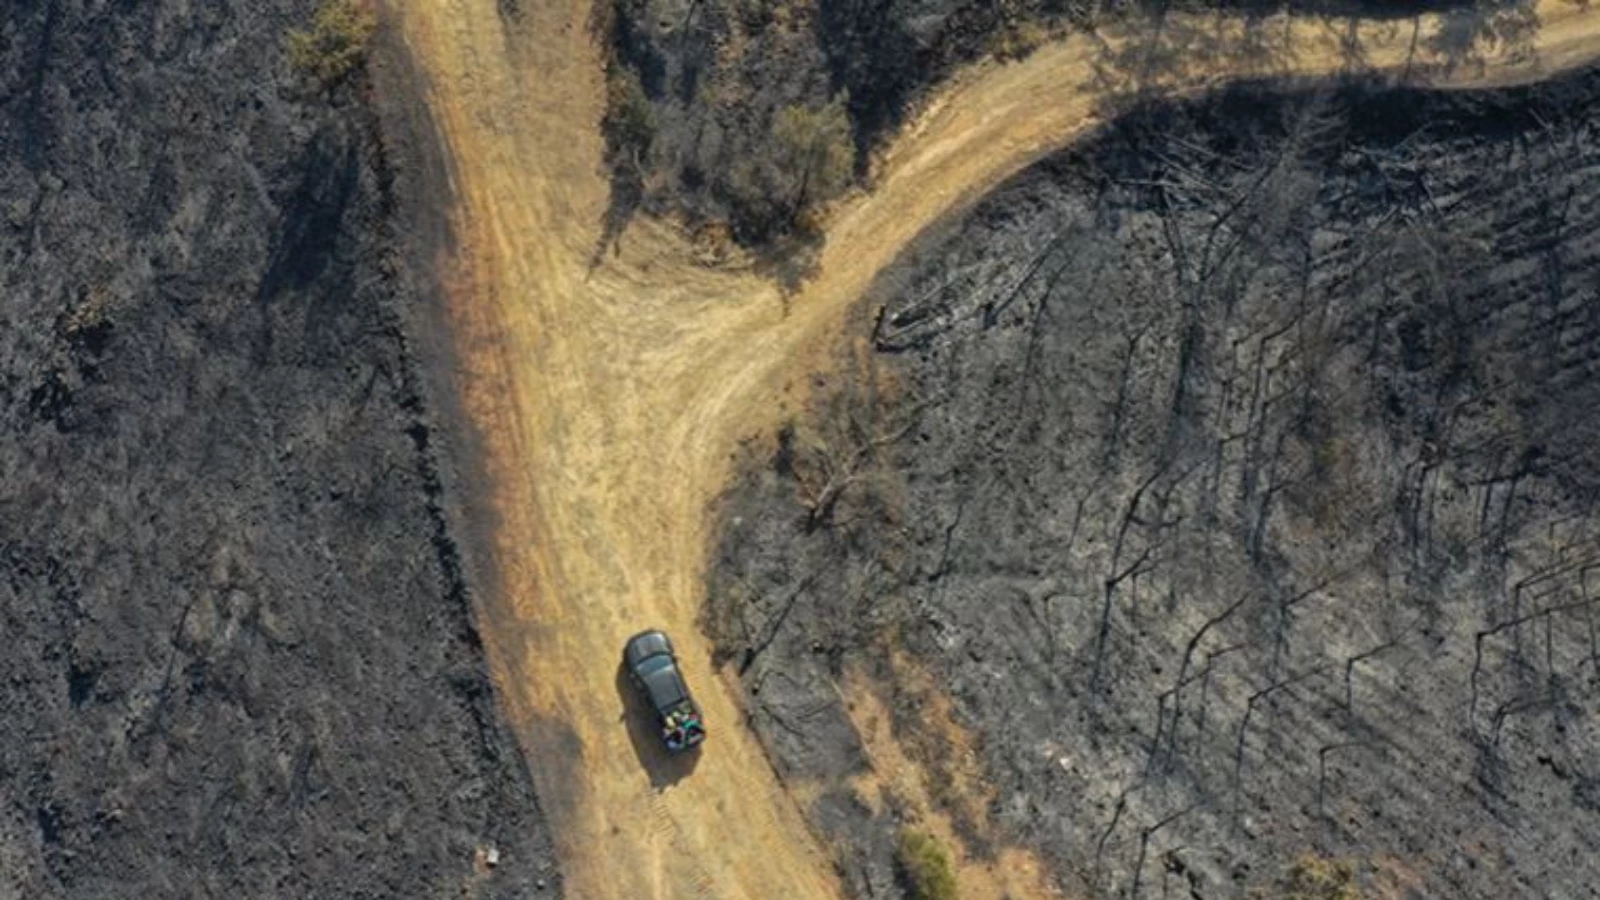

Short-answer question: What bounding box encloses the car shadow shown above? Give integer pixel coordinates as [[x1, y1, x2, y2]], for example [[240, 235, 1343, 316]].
[[616, 661, 701, 789]]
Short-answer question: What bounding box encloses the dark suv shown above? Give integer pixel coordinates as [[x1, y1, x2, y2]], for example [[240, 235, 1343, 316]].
[[623, 629, 705, 753]]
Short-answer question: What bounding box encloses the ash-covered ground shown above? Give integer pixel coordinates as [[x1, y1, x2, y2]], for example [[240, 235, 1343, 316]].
[[0, 3, 558, 897], [710, 69, 1600, 899]]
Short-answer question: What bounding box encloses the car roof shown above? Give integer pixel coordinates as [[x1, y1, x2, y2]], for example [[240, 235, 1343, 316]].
[[637, 655, 688, 711], [624, 629, 673, 669]]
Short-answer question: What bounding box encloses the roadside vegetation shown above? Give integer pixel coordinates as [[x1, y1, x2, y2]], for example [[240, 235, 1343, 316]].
[[594, 0, 1544, 265], [764, 97, 856, 236], [593, 0, 1065, 253], [896, 830, 958, 900], [287, 0, 378, 87]]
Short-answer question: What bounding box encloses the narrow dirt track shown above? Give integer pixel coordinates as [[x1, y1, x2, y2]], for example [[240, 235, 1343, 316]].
[[388, 2, 1600, 897]]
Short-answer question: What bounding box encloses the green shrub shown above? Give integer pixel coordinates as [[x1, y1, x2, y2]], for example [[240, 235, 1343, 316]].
[[287, 0, 378, 87], [897, 830, 958, 900]]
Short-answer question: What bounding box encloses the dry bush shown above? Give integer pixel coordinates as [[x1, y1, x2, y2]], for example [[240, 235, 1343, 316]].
[[691, 220, 735, 266], [603, 65, 655, 171], [785, 382, 919, 532], [716, 93, 857, 247], [1249, 853, 1360, 900], [988, 19, 1052, 61], [771, 96, 856, 216]]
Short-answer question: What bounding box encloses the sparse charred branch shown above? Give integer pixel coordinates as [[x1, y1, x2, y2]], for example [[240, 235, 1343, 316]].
[[1510, 552, 1600, 630], [1267, 569, 1348, 681], [1092, 542, 1161, 693], [930, 497, 967, 585], [1144, 691, 1170, 779], [982, 232, 1068, 329], [1093, 783, 1137, 884], [1583, 567, 1600, 677], [739, 574, 819, 676], [1015, 257, 1079, 419], [1130, 805, 1194, 899], [1113, 465, 1170, 570], [1232, 664, 1332, 827], [1343, 639, 1399, 714], [1102, 318, 1157, 468], [1091, 465, 1172, 690], [794, 398, 929, 530], [1162, 593, 1249, 770], [1196, 642, 1248, 749], [1317, 740, 1381, 824], [1470, 591, 1600, 729], [1491, 691, 1556, 749]]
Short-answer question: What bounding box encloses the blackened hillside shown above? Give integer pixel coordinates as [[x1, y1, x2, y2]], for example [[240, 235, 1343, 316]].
[[711, 69, 1600, 899], [0, 3, 558, 896]]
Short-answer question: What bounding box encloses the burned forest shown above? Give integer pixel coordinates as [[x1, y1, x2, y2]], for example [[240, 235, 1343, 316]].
[[709, 70, 1600, 898], [0, 3, 557, 896], [8, 0, 1600, 898]]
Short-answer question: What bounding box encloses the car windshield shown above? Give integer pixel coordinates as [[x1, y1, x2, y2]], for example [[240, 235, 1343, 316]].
[[626, 632, 671, 668], [636, 655, 686, 710]]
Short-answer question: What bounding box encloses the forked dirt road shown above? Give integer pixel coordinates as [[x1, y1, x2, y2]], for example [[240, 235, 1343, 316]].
[[388, 2, 1600, 897]]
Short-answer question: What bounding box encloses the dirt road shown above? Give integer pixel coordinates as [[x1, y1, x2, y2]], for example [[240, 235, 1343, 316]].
[[388, 1, 1600, 897]]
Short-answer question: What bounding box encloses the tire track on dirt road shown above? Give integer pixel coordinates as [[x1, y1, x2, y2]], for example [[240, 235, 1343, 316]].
[[386, 1, 1600, 897]]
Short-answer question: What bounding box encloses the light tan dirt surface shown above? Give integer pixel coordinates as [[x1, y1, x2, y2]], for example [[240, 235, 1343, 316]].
[[388, 1, 1600, 897]]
